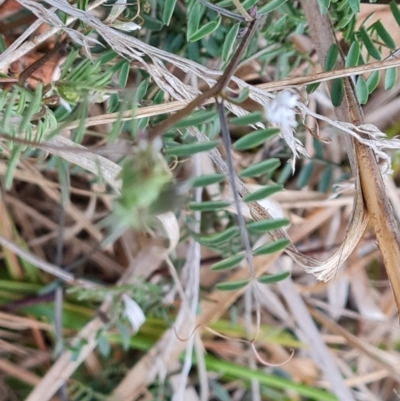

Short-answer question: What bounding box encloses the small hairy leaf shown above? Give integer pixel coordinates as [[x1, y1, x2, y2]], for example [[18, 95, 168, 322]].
[[234, 128, 280, 150], [243, 184, 283, 202], [216, 279, 249, 291], [356, 76, 368, 104], [222, 23, 240, 62], [118, 60, 130, 88], [258, 0, 288, 14], [345, 41, 360, 68], [189, 18, 221, 42], [135, 79, 149, 101], [211, 254, 245, 271], [239, 159, 280, 178], [163, 0, 177, 26], [165, 140, 219, 156], [187, 2, 201, 40], [229, 111, 264, 126], [253, 239, 290, 256], [246, 218, 290, 233], [190, 173, 225, 187], [189, 200, 231, 211], [258, 271, 291, 284], [384, 67, 397, 90], [324, 44, 338, 71]]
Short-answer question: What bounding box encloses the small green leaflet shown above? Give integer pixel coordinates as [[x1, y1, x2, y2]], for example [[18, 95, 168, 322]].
[[390, 0, 400, 27], [211, 254, 245, 271], [174, 110, 216, 128], [324, 44, 338, 71], [199, 226, 239, 245], [253, 239, 290, 256], [163, 0, 177, 26], [373, 20, 396, 49], [296, 162, 314, 189], [239, 158, 280, 178], [258, 271, 291, 284], [216, 279, 249, 291], [234, 128, 280, 151], [243, 184, 283, 203], [317, 0, 330, 14], [230, 111, 264, 126], [189, 200, 231, 211], [359, 27, 381, 60], [189, 18, 221, 42], [345, 41, 360, 68], [190, 173, 225, 187], [222, 23, 240, 63], [384, 67, 397, 90], [165, 140, 219, 157], [258, 0, 288, 15], [330, 78, 344, 107], [366, 71, 380, 93], [246, 218, 290, 233], [356, 76, 368, 105]]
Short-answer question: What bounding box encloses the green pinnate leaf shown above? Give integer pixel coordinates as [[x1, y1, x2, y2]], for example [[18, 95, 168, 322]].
[[347, 0, 359, 14]]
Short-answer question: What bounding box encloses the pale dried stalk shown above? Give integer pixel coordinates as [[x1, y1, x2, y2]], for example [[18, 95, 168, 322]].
[[300, 0, 400, 313]]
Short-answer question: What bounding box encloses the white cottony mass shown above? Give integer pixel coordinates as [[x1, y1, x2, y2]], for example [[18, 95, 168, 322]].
[[264, 90, 308, 171]]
